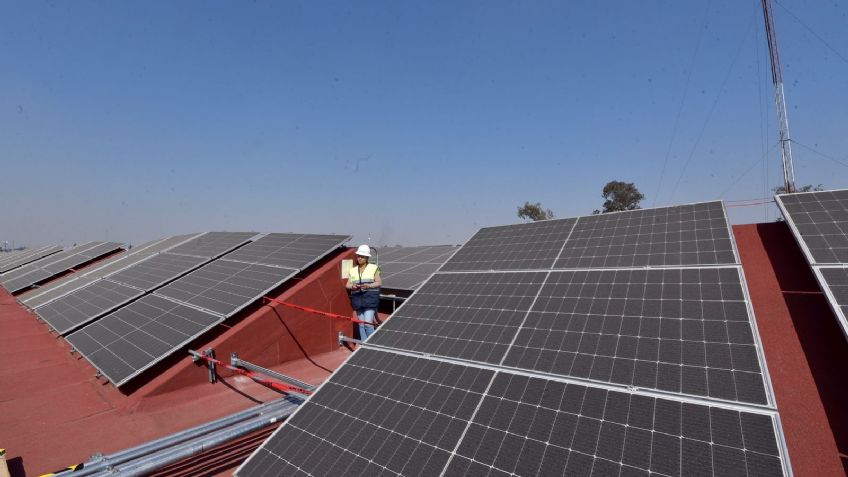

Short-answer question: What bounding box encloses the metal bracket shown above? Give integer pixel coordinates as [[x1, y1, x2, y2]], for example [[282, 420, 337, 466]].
[[204, 348, 217, 384], [230, 352, 315, 392], [338, 333, 363, 346]]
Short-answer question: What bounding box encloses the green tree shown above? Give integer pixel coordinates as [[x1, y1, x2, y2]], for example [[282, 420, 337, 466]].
[[595, 181, 644, 214], [772, 184, 824, 194], [517, 201, 554, 221]]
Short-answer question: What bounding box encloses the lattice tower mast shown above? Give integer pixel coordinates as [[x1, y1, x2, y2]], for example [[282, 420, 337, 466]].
[[761, 0, 796, 192]]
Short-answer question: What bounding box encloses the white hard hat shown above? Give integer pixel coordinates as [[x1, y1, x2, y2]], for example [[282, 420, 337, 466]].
[[355, 244, 371, 257]]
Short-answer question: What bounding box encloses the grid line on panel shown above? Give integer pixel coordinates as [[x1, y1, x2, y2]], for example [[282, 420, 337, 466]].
[[107, 253, 207, 291], [36, 280, 144, 334], [221, 233, 348, 269], [165, 232, 256, 258]]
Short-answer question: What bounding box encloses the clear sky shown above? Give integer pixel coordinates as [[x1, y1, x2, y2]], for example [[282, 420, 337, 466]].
[[2, 0, 846, 249]]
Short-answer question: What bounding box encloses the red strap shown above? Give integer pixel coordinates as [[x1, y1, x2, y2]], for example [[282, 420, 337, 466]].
[[263, 296, 377, 326], [193, 353, 313, 396]]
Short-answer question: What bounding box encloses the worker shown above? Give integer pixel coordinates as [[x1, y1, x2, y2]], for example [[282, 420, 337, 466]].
[[346, 244, 381, 340]]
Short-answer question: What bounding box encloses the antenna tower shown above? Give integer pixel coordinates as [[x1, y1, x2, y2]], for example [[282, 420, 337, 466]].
[[761, 0, 796, 192]]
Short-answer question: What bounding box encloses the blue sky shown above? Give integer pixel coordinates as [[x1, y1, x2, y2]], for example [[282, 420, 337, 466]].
[[1, 0, 846, 248]]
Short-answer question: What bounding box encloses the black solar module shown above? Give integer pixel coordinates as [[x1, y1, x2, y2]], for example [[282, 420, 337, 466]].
[[221, 233, 348, 269], [2, 269, 54, 293], [440, 218, 578, 271], [107, 253, 207, 291], [555, 201, 737, 268], [165, 231, 257, 258], [237, 349, 786, 477], [66, 294, 221, 386], [776, 189, 848, 264], [153, 259, 298, 316], [36, 280, 144, 334], [0, 245, 62, 273], [240, 201, 790, 476], [777, 189, 848, 338]]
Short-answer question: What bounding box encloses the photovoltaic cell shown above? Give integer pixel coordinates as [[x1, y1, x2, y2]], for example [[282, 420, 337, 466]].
[[440, 219, 577, 271], [237, 349, 786, 477], [40, 242, 122, 274], [65, 294, 221, 386], [379, 245, 460, 264], [555, 201, 737, 268], [815, 267, 848, 338], [221, 233, 348, 269], [36, 280, 144, 334], [166, 231, 256, 258], [0, 245, 62, 273], [154, 259, 298, 316], [502, 267, 767, 405], [776, 189, 848, 264], [369, 272, 548, 364], [107, 253, 207, 291], [2, 269, 54, 293]]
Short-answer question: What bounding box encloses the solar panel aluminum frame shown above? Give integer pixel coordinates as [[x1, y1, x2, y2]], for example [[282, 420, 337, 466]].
[[812, 266, 848, 341], [66, 295, 226, 387], [236, 346, 794, 477]]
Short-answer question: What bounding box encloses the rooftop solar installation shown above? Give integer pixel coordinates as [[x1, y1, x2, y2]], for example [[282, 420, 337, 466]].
[[0, 242, 123, 293], [107, 253, 207, 291], [240, 201, 790, 476], [377, 245, 460, 290], [777, 189, 848, 339], [0, 245, 62, 273], [20, 234, 202, 309], [153, 259, 298, 316], [165, 231, 257, 258], [36, 280, 145, 334], [222, 233, 349, 269], [238, 348, 788, 477], [66, 294, 221, 386]]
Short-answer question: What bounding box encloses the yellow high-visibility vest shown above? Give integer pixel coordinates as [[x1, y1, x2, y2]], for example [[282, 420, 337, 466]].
[[349, 263, 379, 285]]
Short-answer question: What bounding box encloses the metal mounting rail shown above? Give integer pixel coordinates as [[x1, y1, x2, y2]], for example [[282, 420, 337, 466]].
[[230, 352, 317, 392]]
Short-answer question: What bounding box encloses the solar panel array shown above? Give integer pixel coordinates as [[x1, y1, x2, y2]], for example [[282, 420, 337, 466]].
[[777, 189, 848, 338], [378, 245, 460, 290], [0, 242, 122, 293], [66, 232, 349, 386], [33, 233, 241, 335], [239, 202, 790, 476], [0, 245, 62, 273], [20, 234, 202, 309]]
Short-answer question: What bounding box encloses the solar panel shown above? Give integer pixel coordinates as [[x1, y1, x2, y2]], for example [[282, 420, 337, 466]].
[[440, 219, 577, 271], [65, 294, 221, 386], [0, 242, 123, 293], [36, 280, 144, 334], [378, 245, 460, 290], [776, 189, 848, 264], [555, 201, 737, 268], [40, 242, 122, 274], [2, 269, 54, 293], [154, 259, 298, 316], [0, 245, 62, 273], [222, 233, 348, 269], [166, 231, 256, 258], [107, 253, 207, 291], [20, 234, 202, 309], [502, 267, 768, 405], [776, 189, 848, 339], [237, 348, 787, 477]]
